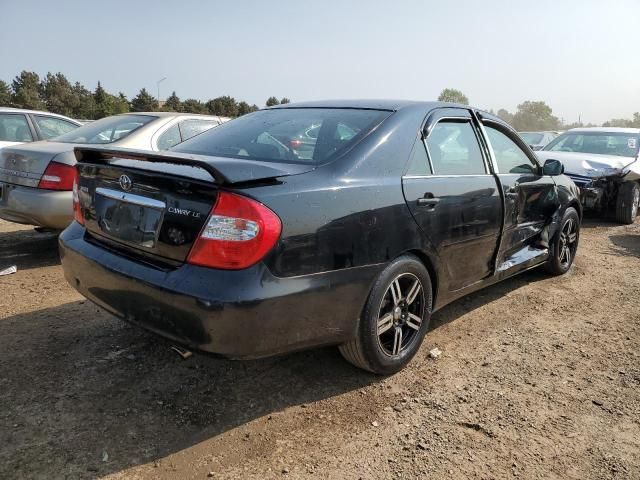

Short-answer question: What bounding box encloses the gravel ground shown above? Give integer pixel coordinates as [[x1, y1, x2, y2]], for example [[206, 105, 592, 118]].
[[0, 216, 638, 480]]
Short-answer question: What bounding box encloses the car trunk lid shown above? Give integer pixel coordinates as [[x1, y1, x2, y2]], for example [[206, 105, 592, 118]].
[[76, 147, 310, 265], [0, 141, 72, 187]]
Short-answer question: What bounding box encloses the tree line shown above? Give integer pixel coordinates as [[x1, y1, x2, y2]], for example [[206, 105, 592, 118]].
[[0, 70, 291, 120], [1, 73, 637, 130], [437, 88, 640, 131]]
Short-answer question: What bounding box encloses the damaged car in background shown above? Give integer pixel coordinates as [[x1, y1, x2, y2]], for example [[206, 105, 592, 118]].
[[537, 127, 640, 224]]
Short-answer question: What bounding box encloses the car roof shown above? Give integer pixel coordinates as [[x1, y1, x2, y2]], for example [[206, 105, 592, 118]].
[[122, 111, 221, 119], [566, 127, 640, 134], [271, 99, 455, 111], [0, 106, 80, 123]]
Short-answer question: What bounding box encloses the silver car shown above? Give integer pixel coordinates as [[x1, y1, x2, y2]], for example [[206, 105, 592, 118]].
[[0, 112, 226, 229], [0, 107, 81, 150]]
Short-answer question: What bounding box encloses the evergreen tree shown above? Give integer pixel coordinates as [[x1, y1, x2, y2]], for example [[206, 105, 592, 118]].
[[181, 98, 206, 114], [164, 91, 182, 112], [265, 96, 280, 107], [12, 71, 44, 109], [0, 80, 11, 106], [280, 97, 291, 104], [130, 88, 159, 112], [206, 96, 238, 117]]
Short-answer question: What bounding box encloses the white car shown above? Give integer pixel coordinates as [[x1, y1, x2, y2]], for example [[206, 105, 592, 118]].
[[0, 112, 227, 229], [0, 107, 81, 149], [537, 127, 640, 224]]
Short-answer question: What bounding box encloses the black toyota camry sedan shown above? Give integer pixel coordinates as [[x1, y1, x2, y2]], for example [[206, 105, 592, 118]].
[[59, 100, 581, 374]]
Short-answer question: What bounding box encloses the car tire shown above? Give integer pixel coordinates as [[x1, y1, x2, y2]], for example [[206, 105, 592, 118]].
[[544, 207, 580, 275], [339, 254, 433, 375], [615, 181, 640, 225]]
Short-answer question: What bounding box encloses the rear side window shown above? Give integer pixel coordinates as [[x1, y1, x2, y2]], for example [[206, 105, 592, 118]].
[[485, 126, 537, 174], [405, 138, 431, 175], [157, 123, 181, 150], [179, 119, 219, 142], [0, 114, 33, 142], [172, 108, 391, 165], [34, 115, 78, 139], [426, 121, 485, 175]]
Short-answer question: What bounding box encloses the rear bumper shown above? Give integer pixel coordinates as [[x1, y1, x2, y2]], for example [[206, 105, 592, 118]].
[[59, 222, 382, 358], [0, 182, 72, 229]]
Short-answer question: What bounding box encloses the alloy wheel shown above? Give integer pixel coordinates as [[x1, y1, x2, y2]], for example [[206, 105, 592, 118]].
[[632, 186, 639, 218], [558, 217, 578, 268], [376, 273, 425, 357]]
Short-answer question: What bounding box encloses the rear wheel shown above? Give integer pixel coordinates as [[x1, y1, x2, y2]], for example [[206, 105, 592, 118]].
[[615, 181, 639, 224], [545, 207, 580, 275], [339, 255, 432, 375]]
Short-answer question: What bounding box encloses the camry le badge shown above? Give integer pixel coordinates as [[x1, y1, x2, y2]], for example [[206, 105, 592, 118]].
[[119, 174, 133, 191]]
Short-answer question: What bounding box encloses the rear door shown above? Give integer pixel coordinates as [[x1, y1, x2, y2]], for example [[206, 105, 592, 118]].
[[402, 108, 503, 292], [478, 118, 559, 272]]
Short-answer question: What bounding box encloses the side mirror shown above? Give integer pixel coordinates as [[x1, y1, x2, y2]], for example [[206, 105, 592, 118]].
[[543, 158, 564, 176]]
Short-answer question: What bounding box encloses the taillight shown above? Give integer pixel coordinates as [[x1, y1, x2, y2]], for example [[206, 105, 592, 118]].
[[187, 191, 281, 270], [38, 162, 76, 190], [72, 168, 84, 225]]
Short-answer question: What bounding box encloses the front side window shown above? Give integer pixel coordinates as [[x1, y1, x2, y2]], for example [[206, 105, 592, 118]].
[[172, 108, 391, 165], [34, 115, 78, 139], [485, 126, 537, 174], [544, 131, 639, 158], [0, 114, 32, 142], [52, 115, 155, 144], [178, 119, 219, 142], [425, 121, 485, 175]]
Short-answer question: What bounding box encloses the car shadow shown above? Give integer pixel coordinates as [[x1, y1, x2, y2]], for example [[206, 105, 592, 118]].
[[0, 264, 553, 479], [0, 301, 379, 479], [0, 228, 60, 271], [609, 233, 640, 258], [429, 267, 549, 331]]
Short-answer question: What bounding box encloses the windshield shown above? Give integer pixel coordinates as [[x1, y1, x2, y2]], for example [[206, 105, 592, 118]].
[[52, 115, 156, 144], [172, 108, 391, 164], [544, 131, 639, 158], [520, 132, 544, 144]]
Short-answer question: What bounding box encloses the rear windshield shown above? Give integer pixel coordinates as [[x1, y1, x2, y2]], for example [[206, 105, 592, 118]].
[[52, 115, 156, 144], [520, 132, 544, 144], [544, 131, 639, 157], [171, 108, 391, 164]]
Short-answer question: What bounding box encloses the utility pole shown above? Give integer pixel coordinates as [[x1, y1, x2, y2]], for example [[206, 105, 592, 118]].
[[156, 77, 167, 104]]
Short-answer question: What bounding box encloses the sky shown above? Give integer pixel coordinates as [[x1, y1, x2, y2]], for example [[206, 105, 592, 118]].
[[1, 0, 638, 124]]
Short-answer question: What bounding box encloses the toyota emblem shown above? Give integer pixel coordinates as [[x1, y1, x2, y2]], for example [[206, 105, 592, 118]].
[[119, 174, 133, 191]]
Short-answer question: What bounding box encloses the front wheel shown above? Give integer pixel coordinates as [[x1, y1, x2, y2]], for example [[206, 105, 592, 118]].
[[545, 207, 580, 275], [339, 254, 432, 375], [615, 181, 639, 224]]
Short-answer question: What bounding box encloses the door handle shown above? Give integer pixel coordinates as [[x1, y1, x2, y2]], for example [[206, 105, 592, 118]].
[[417, 195, 440, 208]]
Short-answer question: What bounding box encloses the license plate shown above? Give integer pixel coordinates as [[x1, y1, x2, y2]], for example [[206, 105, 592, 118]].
[[95, 188, 164, 248]]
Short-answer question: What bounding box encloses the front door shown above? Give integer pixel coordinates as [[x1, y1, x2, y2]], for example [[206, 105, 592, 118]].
[[479, 120, 560, 272], [402, 108, 503, 292]]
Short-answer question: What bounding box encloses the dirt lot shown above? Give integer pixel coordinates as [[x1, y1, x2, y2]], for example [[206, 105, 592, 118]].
[[0, 217, 639, 480]]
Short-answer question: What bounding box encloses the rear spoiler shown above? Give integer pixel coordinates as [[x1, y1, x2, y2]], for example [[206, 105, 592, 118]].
[[74, 146, 231, 184]]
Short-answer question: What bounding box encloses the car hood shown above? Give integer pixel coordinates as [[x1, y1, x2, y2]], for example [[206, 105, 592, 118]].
[[536, 150, 640, 180]]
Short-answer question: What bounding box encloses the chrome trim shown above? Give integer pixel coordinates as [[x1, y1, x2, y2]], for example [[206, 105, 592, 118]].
[[95, 187, 165, 209], [402, 174, 494, 179]]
